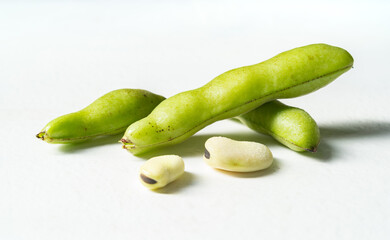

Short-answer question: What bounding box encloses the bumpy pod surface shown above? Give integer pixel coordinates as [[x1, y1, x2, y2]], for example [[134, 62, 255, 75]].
[[204, 137, 273, 172], [236, 100, 320, 152], [122, 44, 353, 155], [36, 89, 165, 143]]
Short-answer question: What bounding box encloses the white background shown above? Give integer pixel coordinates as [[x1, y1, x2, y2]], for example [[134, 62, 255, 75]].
[[1, 0, 389, 239]]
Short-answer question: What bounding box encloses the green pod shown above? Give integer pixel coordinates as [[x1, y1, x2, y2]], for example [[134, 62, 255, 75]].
[[235, 100, 320, 152], [36, 89, 165, 143], [121, 44, 353, 155]]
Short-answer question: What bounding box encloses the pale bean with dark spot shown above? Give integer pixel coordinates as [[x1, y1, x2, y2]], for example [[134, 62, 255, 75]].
[[139, 155, 185, 190], [204, 137, 273, 172]]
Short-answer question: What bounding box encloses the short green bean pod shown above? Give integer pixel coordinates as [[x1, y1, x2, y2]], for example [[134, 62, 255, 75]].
[[36, 89, 165, 143], [236, 100, 320, 152]]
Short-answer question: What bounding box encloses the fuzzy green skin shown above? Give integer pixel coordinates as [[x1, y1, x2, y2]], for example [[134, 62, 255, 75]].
[[236, 100, 320, 152], [36, 89, 165, 143], [122, 44, 353, 155]]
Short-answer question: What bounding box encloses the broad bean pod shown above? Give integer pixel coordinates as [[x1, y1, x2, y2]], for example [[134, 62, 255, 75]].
[[235, 100, 320, 152], [122, 44, 353, 155], [36, 89, 165, 143]]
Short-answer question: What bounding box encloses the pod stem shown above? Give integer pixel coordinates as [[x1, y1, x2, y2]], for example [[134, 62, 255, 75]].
[[120, 138, 132, 144], [36, 132, 45, 140], [120, 138, 135, 150]]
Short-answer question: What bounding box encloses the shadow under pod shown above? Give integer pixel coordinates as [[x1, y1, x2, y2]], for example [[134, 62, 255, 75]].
[[59, 133, 123, 153], [319, 121, 390, 139], [57, 120, 390, 163], [136, 132, 277, 159], [300, 120, 390, 162]]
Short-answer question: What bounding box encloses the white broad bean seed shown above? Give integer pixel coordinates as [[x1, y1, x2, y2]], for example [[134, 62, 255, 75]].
[[139, 155, 185, 190], [204, 136, 273, 172]]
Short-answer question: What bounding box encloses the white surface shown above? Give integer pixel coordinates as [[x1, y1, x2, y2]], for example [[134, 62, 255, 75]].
[[1, 1, 390, 239]]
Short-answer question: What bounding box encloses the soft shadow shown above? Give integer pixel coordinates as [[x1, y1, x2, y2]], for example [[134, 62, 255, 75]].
[[137, 132, 277, 159], [57, 121, 390, 162], [215, 159, 280, 178], [299, 140, 333, 162], [154, 172, 196, 194], [59, 133, 123, 153], [301, 121, 390, 161], [320, 121, 390, 139]]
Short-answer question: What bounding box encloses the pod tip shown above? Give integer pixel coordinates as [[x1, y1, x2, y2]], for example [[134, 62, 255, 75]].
[[36, 132, 45, 140], [306, 146, 318, 153]]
